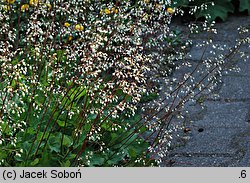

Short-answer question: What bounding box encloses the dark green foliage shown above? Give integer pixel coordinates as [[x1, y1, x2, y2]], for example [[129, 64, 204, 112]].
[[239, 0, 250, 12], [173, 0, 250, 21], [140, 92, 158, 103]]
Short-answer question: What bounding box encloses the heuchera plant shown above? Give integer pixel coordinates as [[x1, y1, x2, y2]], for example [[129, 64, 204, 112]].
[[0, 0, 249, 167], [0, 0, 176, 166]]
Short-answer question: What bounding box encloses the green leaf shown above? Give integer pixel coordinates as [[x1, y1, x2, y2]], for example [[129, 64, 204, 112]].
[[30, 158, 39, 166], [125, 95, 132, 102], [128, 148, 137, 158], [87, 113, 97, 120], [89, 154, 105, 166], [60, 160, 71, 167], [75, 87, 87, 100], [125, 114, 141, 123], [14, 155, 24, 162], [66, 153, 77, 160], [57, 120, 65, 127], [140, 92, 158, 103], [62, 135, 73, 147], [111, 132, 118, 140], [107, 153, 125, 166], [39, 151, 51, 166], [26, 127, 36, 135], [48, 136, 60, 153], [195, 2, 234, 21], [84, 123, 92, 131], [239, 0, 250, 12], [138, 126, 148, 133], [37, 132, 49, 141], [101, 123, 112, 132], [22, 141, 31, 153]]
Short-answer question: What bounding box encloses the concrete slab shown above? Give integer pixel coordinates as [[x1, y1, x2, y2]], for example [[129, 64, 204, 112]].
[[187, 39, 234, 61], [219, 76, 250, 99], [237, 150, 250, 166], [171, 127, 246, 154], [231, 132, 250, 166], [194, 101, 249, 128], [164, 155, 235, 167], [161, 16, 250, 167], [224, 60, 250, 77]]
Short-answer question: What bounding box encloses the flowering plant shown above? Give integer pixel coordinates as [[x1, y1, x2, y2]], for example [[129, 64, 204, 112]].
[[0, 0, 177, 166], [0, 0, 249, 167]]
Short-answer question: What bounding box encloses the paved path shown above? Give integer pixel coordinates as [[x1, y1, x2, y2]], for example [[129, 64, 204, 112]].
[[163, 16, 250, 167]]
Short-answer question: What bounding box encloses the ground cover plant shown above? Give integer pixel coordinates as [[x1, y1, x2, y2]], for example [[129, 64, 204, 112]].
[[0, 0, 249, 167]]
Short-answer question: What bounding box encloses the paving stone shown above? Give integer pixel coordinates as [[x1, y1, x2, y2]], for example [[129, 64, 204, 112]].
[[187, 40, 232, 61], [245, 110, 250, 122], [236, 60, 250, 76], [231, 132, 250, 166], [224, 60, 250, 77], [164, 155, 234, 167], [237, 150, 250, 166], [184, 17, 250, 65], [189, 16, 250, 42], [162, 16, 250, 167], [171, 127, 246, 154], [219, 76, 250, 99], [194, 101, 249, 128]]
